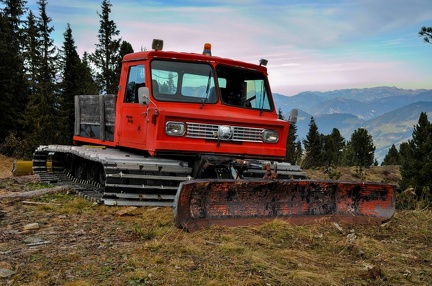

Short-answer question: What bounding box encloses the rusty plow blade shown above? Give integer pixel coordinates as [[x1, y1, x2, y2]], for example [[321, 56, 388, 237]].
[[173, 179, 396, 232]]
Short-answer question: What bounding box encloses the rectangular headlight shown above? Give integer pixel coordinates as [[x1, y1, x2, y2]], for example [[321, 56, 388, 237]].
[[165, 121, 186, 136], [262, 130, 279, 143]]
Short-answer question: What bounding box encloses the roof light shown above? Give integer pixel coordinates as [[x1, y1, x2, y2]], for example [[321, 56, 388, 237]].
[[202, 43, 212, 56], [152, 39, 163, 51], [259, 59, 268, 66]]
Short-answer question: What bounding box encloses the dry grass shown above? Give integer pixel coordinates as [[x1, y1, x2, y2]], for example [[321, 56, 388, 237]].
[[0, 154, 14, 179], [306, 165, 401, 185], [0, 158, 431, 285], [0, 195, 431, 285]]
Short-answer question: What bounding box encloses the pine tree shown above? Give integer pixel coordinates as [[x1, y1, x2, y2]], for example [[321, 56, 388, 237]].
[[22, 0, 60, 156], [23, 10, 39, 95], [302, 117, 322, 169], [399, 142, 414, 190], [400, 112, 432, 199], [381, 144, 400, 165], [90, 0, 121, 94], [115, 40, 133, 85], [0, 11, 13, 141], [277, 108, 283, 119], [294, 140, 303, 165], [285, 123, 298, 164], [277, 108, 298, 164], [58, 23, 80, 143], [0, 0, 28, 143], [81, 52, 99, 94], [331, 128, 345, 166], [340, 141, 354, 166], [58, 24, 98, 144], [321, 128, 345, 167], [419, 26, 432, 44], [350, 128, 375, 167]]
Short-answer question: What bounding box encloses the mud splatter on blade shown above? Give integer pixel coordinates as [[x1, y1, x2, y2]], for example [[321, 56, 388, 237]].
[[174, 179, 396, 232]]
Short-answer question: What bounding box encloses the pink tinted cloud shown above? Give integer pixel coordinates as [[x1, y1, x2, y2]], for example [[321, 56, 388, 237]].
[[267, 51, 424, 96]]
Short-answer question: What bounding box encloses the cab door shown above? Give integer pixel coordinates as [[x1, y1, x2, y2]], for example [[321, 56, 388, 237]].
[[118, 64, 148, 149]]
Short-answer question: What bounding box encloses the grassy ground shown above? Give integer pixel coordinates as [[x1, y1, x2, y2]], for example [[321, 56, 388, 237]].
[[0, 158, 431, 285]]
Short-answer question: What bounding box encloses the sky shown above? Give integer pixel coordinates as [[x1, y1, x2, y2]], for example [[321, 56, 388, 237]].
[[24, 0, 432, 96]]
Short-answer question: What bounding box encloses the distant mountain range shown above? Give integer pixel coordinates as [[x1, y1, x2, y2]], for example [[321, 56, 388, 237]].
[[273, 86, 432, 163]]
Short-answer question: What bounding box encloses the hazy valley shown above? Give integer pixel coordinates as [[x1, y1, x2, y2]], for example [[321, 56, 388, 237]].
[[273, 86, 432, 162]]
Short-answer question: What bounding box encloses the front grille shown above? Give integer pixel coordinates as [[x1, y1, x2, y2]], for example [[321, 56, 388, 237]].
[[186, 122, 263, 142]]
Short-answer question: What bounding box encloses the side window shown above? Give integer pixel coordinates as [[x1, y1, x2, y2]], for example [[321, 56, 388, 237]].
[[217, 65, 273, 111], [125, 64, 145, 103]]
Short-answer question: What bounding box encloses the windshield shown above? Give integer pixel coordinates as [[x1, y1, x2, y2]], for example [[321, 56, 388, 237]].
[[151, 60, 217, 103]]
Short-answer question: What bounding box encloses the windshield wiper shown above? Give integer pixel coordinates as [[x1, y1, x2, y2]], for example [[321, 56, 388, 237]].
[[201, 71, 212, 109], [259, 81, 266, 116]]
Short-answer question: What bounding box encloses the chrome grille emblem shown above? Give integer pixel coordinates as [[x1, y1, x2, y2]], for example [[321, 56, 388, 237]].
[[218, 125, 233, 140]]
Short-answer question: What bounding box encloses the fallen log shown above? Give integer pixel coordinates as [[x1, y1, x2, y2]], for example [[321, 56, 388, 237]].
[[0, 185, 72, 200], [22, 201, 62, 206]]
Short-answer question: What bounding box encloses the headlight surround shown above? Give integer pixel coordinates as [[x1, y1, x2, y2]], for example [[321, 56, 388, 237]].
[[165, 121, 186, 136], [262, 130, 279, 143]]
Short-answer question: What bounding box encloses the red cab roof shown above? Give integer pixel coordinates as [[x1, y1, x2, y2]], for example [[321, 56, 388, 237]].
[[122, 50, 268, 74]]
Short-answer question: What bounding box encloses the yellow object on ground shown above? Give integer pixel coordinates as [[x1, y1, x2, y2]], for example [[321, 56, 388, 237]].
[[12, 160, 33, 176]]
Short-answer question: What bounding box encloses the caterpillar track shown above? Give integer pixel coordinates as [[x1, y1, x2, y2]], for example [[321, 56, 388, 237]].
[[32, 145, 192, 206]]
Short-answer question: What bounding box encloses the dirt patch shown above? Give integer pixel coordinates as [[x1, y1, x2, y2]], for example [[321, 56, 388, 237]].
[[0, 176, 41, 197]]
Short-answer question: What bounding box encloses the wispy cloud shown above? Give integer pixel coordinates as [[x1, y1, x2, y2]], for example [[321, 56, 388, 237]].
[[24, 0, 432, 95]]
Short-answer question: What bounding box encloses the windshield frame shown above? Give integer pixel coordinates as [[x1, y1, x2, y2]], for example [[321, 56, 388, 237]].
[[149, 59, 274, 112]]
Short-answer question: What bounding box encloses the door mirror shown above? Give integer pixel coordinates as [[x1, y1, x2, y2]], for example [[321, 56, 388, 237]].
[[138, 87, 149, 105], [288, 109, 298, 124]]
